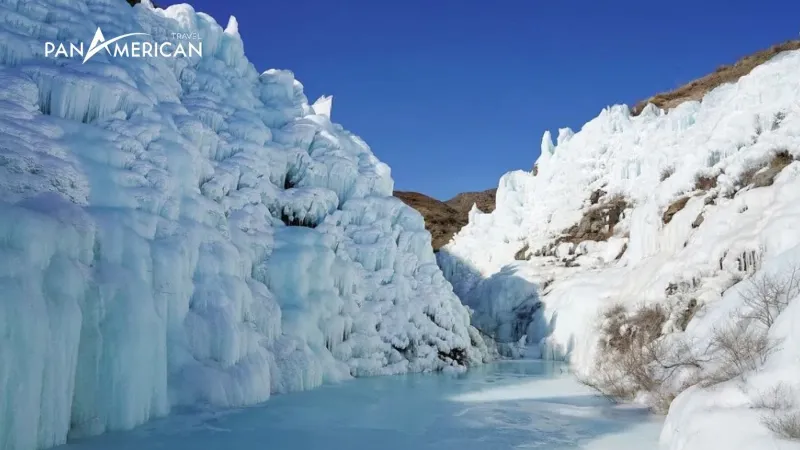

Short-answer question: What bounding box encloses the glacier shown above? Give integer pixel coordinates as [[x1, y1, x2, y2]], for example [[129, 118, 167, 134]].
[[439, 46, 800, 449], [0, 1, 489, 449]]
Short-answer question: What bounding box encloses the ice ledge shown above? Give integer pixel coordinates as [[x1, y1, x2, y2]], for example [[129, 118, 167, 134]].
[[312, 95, 333, 119]]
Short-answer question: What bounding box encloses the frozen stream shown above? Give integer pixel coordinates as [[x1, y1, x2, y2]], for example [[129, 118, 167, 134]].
[[58, 360, 663, 450]]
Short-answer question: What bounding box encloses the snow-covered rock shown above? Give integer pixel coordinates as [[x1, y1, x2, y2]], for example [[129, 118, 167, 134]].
[[439, 46, 800, 449], [0, 1, 487, 449]]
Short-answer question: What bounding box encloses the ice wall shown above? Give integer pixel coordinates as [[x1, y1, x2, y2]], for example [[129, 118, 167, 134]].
[[441, 47, 800, 354], [0, 1, 486, 449], [438, 45, 800, 449]]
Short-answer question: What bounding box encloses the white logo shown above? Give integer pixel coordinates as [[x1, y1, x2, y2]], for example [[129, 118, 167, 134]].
[[45, 27, 202, 63]]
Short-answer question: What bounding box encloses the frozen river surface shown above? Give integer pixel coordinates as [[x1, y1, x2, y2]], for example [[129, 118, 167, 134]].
[[58, 360, 663, 450]]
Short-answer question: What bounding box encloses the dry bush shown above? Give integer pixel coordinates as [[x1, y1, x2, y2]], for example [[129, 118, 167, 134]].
[[755, 383, 800, 440], [771, 150, 794, 169], [738, 165, 760, 187], [602, 303, 665, 352], [753, 383, 795, 411], [694, 174, 718, 191], [579, 364, 635, 402], [584, 332, 704, 413], [702, 267, 799, 385], [740, 266, 800, 328], [584, 303, 705, 413], [631, 40, 800, 115], [702, 322, 777, 386], [584, 266, 800, 413], [763, 412, 800, 440]]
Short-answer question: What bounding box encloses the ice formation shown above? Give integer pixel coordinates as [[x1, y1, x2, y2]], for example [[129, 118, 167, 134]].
[[0, 1, 487, 449], [311, 95, 332, 119], [439, 47, 800, 449]]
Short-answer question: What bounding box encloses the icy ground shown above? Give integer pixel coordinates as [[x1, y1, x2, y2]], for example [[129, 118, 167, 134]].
[[0, 1, 488, 449], [439, 40, 800, 450], [55, 360, 662, 450]]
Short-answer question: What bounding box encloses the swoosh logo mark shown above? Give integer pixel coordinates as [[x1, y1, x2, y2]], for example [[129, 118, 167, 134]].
[[83, 29, 151, 64]]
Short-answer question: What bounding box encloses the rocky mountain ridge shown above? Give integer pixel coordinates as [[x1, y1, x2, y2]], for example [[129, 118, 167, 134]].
[[394, 189, 496, 250]]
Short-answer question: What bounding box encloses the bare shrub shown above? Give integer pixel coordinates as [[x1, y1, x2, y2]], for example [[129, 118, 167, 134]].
[[739, 267, 800, 328], [763, 412, 800, 440], [585, 303, 705, 413], [702, 322, 778, 386], [630, 40, 800, 116], [694, 174, 718, 191], [755, 383, 800, 440], [771, 150, 794, 170], [585, 266, 800, 414], [579, 364, 634, 402], [586, 333, 704, 413], [701, 268, 799, 386], [602, 303, 666, 353], [753, 383, 795, 411]]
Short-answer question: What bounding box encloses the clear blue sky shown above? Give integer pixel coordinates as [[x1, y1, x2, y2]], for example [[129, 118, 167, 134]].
[[162, 0, 799, 200]]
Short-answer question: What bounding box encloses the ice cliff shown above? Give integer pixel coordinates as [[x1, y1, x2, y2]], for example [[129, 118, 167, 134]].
[[0, 1, 487, 449], [439, 47, 800, 449]]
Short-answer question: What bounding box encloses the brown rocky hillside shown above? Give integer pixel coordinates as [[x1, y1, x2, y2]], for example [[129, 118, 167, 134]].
[[445, 189, 497, 214], [394, 189, 496, 251], [631, 39, 800, 115]]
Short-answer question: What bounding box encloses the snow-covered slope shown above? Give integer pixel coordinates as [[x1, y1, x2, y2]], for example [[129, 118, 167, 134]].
[[0, 1, 488, 449], [439, 48, 800, 448]]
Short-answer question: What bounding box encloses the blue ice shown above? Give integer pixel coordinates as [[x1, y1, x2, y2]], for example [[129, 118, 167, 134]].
[[57, 360, 662, 450]]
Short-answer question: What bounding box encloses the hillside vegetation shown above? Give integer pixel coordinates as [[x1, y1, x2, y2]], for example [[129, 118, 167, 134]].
[[631, 40, 800, 115]]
